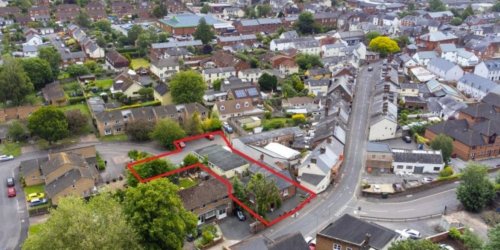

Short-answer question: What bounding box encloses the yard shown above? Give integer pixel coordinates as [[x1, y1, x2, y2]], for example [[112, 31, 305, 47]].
[[0, 142, 22, 156], [58, 103, 90, 116], [94, 79, 114, 90], [178, 178, 198, 189], [130, 58, 150, 70], [24, 184, 45, 194]]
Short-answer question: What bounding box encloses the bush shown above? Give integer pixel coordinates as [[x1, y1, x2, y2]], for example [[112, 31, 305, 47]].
[[481, 211, 500, 227], [96, 153, 106, 171], [69, 96, 86, 104], [292, 114, 306, 124], [438, 174, 461, 181], [449, 227, 462, 240], [439, 166, 454, 177]]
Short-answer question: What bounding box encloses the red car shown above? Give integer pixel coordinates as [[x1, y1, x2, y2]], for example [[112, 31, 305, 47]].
[[206, 134, 214, 140], [178, 141, 186, 148], [7, 187, 16, 197]]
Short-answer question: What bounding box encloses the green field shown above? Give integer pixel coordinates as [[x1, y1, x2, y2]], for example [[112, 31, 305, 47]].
[[130, 58, 150, 70], [58, 103, 90, 116], [94, 79, 114, 90], [0, 142, 22, 156]]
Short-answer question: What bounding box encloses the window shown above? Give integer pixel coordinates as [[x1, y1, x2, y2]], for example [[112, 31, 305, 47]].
[[236, 104, 240, 109], [283, 189, 289, 197], [244, 102, 249, 107], [406, 166, 412, 169], [333, 244, 341, 250], [434, 167, 441, 171], [218, 208, 226, 215], [220, 105, 225, 111], [397, 165, 403, 169]]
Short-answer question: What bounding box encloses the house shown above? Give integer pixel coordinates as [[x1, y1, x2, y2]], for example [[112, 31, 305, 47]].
[[424, 11, 454, 23], [228, 232, 309, 250], [55, 4, 80, 22], [179, 178, 231, 225], [316, 214, 399, 250], [305, 79, 330, 96], [223, 7, 244, 19], [417, 31, 458, 50], [202, 67, 237, 85], [153, 83, 170, 105], [392, 149, 445, 175], [94, 110, 126, 136], [150, 57, 179, 81], [194, 145, 249, 178], [218, 34, 257, 47], [206, 51, 250, 73], [19, 157, 48, 186], [270, 55, 299, 76], [86, 2, 106, 21], [42, 152, 98, 205], [426, 58, 464, 82], [105, 50, 130, 72], [425, 97, 500, 161], [29, 6, 49, 20], [474, 59, 500, 81], [237, 127, 303, 147], [282, 96, 315, 109], [270, 37, 321, 56], [213, 98, 263, 120], [305, 68, 331, 80], [110, 1, 134, 19], [368, 83, 398, 141], [438, 43, 479, 67], [158, 13, 223, 35], [298, 137, 343, 194], [399, 83, 420, 97], [24, 34, 42, 46], [0, 105, 39, 123], [22, 44, 38, 58], [333, 31, 364, 45], [234, 18, 283, 34], [412, 51, 438, 66], [111, 70, 143, 98], [457, 73, 500, 100], [365, 142, 393, 174], [42, 82, 67, 106], [247, 165, 297, 201], [227, 85, 261, 103], [239, 68, 262, 83]]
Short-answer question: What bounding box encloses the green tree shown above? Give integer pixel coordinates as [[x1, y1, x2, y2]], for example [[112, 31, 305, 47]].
[[257, 4, 272, 17], [65, 110, 88, 134], [22, 194, 141, 250], [38, 46, 61, 77], [169, 71, 206, 104], [485, 224, 500, 250], [182, 153, 199, 167], [123, 179, 197, 250], [369, 36, 400, 56], [203, 112, 222, 131], [295, 53, 323, 70], [136, 32, 154, 56], [282, 82, 299, 98], [428, 0, 446, 12], [290, 75, 304, 91], [457, 163, 495, 212], [127, 159, 175, 187], [193, 18, 215, 45], [396, 35, 410, 48], [12, 0, 32, 12], [295, 12, 320, 34], [127, 25, 143, 45], [365, 31, 381, 43], [151, 118, 186, 149], [93, 20, 112, 32], [461, 5, 474, 20], [66, 64, 91, 78], [137, 87, 154, 101], [152, 2, 168, 18], [158, 32, 169, 43], [450, 17, 463, 26], [21, 58, 53, 90], [186, 111, 204, 136], [430, 134, 453, 163], [0, 57, 34, 105], [439, 166, 454, 177], [246, 173, 282, 216], [200, 4, 210, 14], [28, 107, 69, 144], [389, 239, 440, 250], [8, 121, 26, 142], [126, 119, 154, 142], [462, 229, 483, 250], [76, 10, 91, 28], [213, 79, 222, 91], [258, 73, 278, 91], [493, 2, 500, 12], [231, 176, 247, 201]]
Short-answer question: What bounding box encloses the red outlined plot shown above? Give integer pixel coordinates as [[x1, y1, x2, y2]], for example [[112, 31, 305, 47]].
[[127, 130, 317, 227]]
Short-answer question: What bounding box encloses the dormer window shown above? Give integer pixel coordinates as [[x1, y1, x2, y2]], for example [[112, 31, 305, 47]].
[[220, 105, 225, 111], [236, 104, 240, 109]]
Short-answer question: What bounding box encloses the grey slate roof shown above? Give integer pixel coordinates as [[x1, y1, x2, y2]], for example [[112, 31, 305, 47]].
[[459, 73, 498, 93], [300, 173, 325, 186], [151, 40, 202, 49], [20, 157, 48, 177], [481, 92, 500, 108], [482, 59, 500, 71], [41, 153, 86, 177], [366, 142, 392, 153], [45, 168, 94, 198], [268, 232, 309, 250], [392, 149, 444, 164], [428, 58, 457, 72], [195, 145, 247, 171], [319, 214, 398, 249], [178, 178, 228, 211], [238, 127, 303, 144], [154, 83, 168, 96]]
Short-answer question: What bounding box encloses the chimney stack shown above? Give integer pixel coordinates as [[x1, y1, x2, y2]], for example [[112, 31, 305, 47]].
[[320, 147, 326, 154], [260, 154, 264, 161], [327, 137, 332, 144], [364, 233, 371, 246]]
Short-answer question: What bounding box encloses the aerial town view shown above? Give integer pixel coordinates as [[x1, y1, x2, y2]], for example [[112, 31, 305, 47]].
[[1, 0, 500, 249]]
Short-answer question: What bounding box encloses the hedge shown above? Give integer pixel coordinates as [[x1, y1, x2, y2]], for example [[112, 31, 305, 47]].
[[69, 96, 87, 104]]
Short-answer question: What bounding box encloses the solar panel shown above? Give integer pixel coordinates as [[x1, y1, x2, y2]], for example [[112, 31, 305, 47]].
[[247, 88, 259, 96], [234, 89, 247, 98]]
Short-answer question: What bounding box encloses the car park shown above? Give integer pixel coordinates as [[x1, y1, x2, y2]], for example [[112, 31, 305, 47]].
[[26, 193, 45, 202], [7, 187, 16, 197], [29, 198, 48, 207], [0, 154, 14, 162], [6, 177, 15, 187]]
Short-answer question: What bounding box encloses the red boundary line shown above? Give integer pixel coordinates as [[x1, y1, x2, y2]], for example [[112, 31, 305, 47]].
[[127, 130, 317, 227]]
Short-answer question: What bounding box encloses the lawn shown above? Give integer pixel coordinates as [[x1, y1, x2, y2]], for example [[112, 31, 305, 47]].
[[100, 134, 129, 142], [94, 79, 114, 90], [58, 103, 90, 116], [28, 223, 45, 236], [262, 118, 293, 131], [130, 58, 150, 70], [24, 184, 45, 195], [58, 72, 70, 80], [0, 142, 22, 156], [178, 178, 197, 189]]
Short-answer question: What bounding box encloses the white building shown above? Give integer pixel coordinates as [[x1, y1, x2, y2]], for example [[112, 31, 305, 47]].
[[150, 57, 179, 82], [457, 73, 500, 100], [392, 149, 445, 175], [426, 58, 464, 82], [369, 83, 398, 141], [239, 68, 262, 83], [412, 51, 438, 66], [202, 67, 236, 85], [474, 59, 500, 81], [438, 43, 479, 67], [270, 37, 321, 55]]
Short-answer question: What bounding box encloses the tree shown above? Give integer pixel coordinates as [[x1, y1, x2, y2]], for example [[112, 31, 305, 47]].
[[202, 112, 222, 132], [137, 87, 153, 101], [290, 75, 304, 91], [151, 119, 186, 149], [21, 58, 53, 90], [28, 107, 69, 144], [439, 166, 453, 177], [127, 159, 175, 187], [38, 46, 61, 77], [136, 32, 154, 57], [292, 114, 306, 124], [126, 119, 154, 142], [485, 224, 500, 250], [295, 12, 320, 34], [461, 5, 474, 20], [182, 153, 199, 167], [12, 0, 32, 12], [256, 4, 272, 17], [75, 10, 91, 28], [200, 4, 210, 14], [213, 79, 222, 91], [428, 0, 446, 12], [123, 179, 197, 250], [246, 173, 282, 216], [389, 239, 440, 250], [295, 53, 323, 70], [193, 18, 215, 45], [365, 31, 381, 43], [22, 194, 141, 250], [8, 121, 26, 142], [493, 2, 500, 12], [158, 32, 169, 43], [65, 110, 88, 134], [186, 111, 204, 136], [127, 25, 143, 45], [396, 35, 410, 48], [0, 57, 34, 105], [450, 17, 463, 26], [430, 134, 453, 163], [368, 36, 400, 56], [152, 2, 168, 18], [93, 20, 112, 32], [66, 64, 91, 78], [457, 163, 495, 212], [169, 71, 206, 104], [258, 73, 278, 91], [231, 176, 246, 201]]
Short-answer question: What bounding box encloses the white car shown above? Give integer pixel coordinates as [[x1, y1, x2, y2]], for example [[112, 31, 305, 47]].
[[0, 155, 14, 162], [439, 244, 455, 250], [402, 229, 421, 239], [422, 177, 434, 183], [373, 184, 381, 192]]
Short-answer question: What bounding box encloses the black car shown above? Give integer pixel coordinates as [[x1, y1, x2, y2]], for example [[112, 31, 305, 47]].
[[367, 66, 373, 71], [6, 177, 15, 187], [403, 136, 412, 143]]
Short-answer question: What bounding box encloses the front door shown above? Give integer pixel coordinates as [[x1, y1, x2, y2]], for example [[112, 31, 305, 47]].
[[414, 166, 424, 174]]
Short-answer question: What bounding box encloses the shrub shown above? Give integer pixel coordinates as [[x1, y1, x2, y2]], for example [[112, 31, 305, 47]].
[[69, 96, 86, 104], [449, 227, 462, 240], [439, 166, 454, 178], [292, 114, 306, 124]]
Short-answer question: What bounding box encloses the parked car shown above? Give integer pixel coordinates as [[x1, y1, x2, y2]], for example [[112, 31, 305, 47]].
[[402, 229, 421, 239], [206, 134, 215, 140], [0, 154, 14, 162], [29, 198, 48, 207], [6, 177, 15, 187], [367, 66, 373, 71], [421, 177, 434, 184], [236, 209, 246, 221], [178, 141, 186, 148], [403, 136, 412, 143], [26, 193, 45, 202], [373, 184, 381, 192], [439, 244, 455, 250], [223, 122, 233, 133], [7, 187, 16, 197], [305, 236, 316, 249]]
